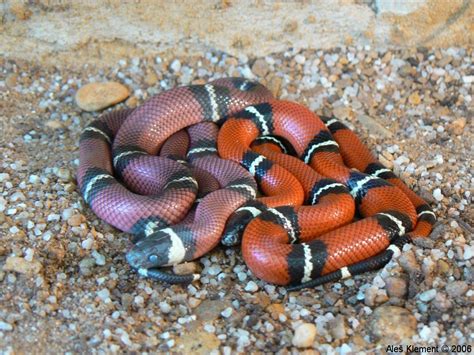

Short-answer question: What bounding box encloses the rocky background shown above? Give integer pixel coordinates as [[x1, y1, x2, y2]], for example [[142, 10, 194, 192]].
[[0, 0, 473, 353]]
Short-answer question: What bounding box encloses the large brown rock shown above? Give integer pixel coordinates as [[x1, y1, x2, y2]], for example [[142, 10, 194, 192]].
[[75, 82, 130, 111]]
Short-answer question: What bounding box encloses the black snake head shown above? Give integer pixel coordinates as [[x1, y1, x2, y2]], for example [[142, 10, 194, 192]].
[[126, 228, 184, 270]]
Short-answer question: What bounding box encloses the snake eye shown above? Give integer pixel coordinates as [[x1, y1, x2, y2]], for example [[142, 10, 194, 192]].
[[148, 254, 158, 264]]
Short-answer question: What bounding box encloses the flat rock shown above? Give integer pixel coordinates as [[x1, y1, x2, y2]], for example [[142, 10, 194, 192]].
[[368, 306, 417, 343], [75, 82, 130, 111], [3, 256, 43, 275], [194, 299, 232, 322]]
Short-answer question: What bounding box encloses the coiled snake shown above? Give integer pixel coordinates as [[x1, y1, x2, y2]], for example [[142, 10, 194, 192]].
[[77, 78, 436, 289]]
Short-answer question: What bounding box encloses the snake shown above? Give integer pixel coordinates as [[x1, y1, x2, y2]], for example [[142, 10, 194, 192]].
[[77, 77, 436, 288]]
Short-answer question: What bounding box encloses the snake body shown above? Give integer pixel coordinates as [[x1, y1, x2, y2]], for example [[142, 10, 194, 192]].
[[77, 78, 436, 288]]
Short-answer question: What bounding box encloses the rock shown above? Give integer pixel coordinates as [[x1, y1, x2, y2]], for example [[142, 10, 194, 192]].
[[244, 280, 259, 292], [45, 120, 65, 130], [432, 188, 444, 202], [173, 262, 199, 275], [323, 291, 340, 306], [175, 331, 219, 355], [265, 75, 283, 98], [408, 92, 421, 105], [251, 59, 269, 77], [398, 64, 415, 77], [328, 315, 347, 340], [170, 59, 181, 72], [292, 323, 317, 348], [356, 114, 393, 138], [418, 289, 437, 302], [399, 250, 420, 274], [3, 256, 42, 275], [195, 299, 232, 322], [144, 70, 158, 86], [385, 276, 407, 298], [55, 167, 72, 182], [432, 292, 452, 311], [75, 82, 130, 111], [448, 118, 466, 135], [68, 213, 86, 227], [10, 2, 32, 20], [368, 306, 417, 343], [266, 303, 286, 320], [79, 257, 95, 275], [125, 96, 138, 108], [0, 321, 13, 331], [446, 281, 468, 297]]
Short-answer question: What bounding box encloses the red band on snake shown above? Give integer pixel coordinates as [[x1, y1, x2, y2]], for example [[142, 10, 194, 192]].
[[77, 78, 436, 288]]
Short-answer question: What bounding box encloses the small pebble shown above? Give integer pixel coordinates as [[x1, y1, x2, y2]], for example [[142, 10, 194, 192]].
[[292, 323, 317, 348], [244, 281, 259, 292]]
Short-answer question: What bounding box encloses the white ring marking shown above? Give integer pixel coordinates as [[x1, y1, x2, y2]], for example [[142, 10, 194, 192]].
[[349, 175, 379, 198], [267, 208, 296, 243], [113, 150, 146, 166], [204, 84, 220, 122], [303, 140, 339, 164], [301, 243, 313, 283], [164, 176, 198, 189], [387, 244, 401, 258], [325, 118, 339, 127], [82, 126, 111, 143], [235, 206, 262, 217], [378, 212, 406, 236], [245, 106, 270, 135], [162, 228, 186, 265], [418, 210, 436, 218], [83, 174, 112, 203], [311, 183, 346, 204], [372, 168, 392, 177], [228, 184, 257, 199], [248, 155, 266, 176]]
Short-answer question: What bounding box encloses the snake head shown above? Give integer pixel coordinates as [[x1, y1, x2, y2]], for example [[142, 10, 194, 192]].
[[126, 228, 186, 270]]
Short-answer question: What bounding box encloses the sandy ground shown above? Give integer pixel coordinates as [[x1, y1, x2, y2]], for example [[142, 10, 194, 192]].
[[0, 45, 473, 353]]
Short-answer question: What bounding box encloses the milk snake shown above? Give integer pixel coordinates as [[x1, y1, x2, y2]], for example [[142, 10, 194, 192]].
[[77, 77, 436, 289]]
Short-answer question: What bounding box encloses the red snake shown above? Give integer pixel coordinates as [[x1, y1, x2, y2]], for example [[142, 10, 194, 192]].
[[77, 78, 436, 288]]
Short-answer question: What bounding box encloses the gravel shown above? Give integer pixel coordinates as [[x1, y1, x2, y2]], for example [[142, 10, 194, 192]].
[[0, 46, 472, 353]]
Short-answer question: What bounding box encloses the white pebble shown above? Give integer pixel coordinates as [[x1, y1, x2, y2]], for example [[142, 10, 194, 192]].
[[418, 289, 437, 302], [62, 208, 74, 221], [207, 264, 222, 276], [170, 59, 181, 72], [0, 173, 10, 182], [0, 321, 13, 331], [340, 343, 352, 355], [463, 245, 473, 260], [24, 248, 34, 262], [433, 188, 444, 201], [97, 288, 110, 301], [294, 54, 306, 64], [81, 238, 94, 250], [462, 75, 474, 84], [244, 281, 259, 292], [292, 323, 317, 348], [159, 302, 171, 314], [419, 325, 432, 341], [221, 307, 233, 318], [91, 250, 106, 266]]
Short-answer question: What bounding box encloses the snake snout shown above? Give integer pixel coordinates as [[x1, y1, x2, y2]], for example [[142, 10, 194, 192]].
[[126, 233, 172, 270]]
